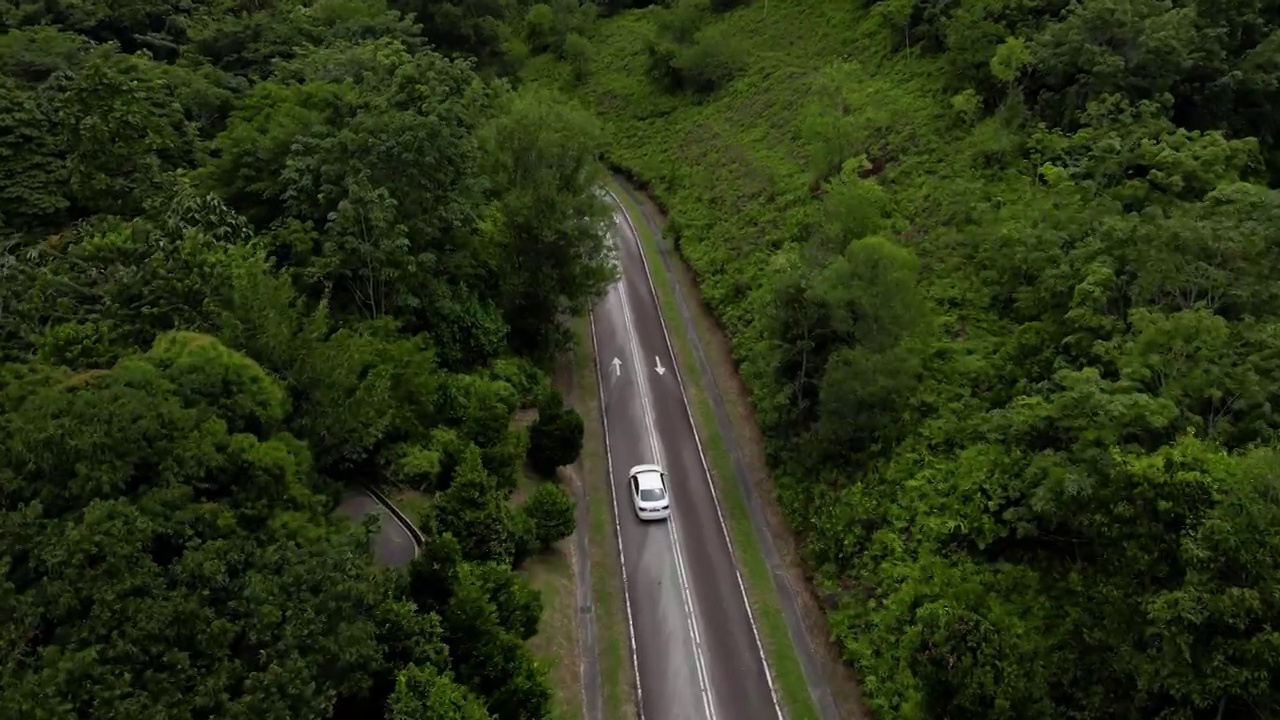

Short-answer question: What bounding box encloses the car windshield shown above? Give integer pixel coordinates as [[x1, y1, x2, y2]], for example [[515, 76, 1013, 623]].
[[639, 487, 666, 503]]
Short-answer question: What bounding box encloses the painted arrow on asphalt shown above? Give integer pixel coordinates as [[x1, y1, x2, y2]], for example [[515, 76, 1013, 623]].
[[611, 357, 622, 376], [654, 356, 666, 376]]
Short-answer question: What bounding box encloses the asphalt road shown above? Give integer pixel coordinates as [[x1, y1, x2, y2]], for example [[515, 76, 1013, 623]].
[[336, 487, 419, 569], [591, 204, 782, 720]]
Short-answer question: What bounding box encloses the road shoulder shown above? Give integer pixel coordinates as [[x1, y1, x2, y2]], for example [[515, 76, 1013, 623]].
[[562, 316, 639, 720], [607, 176, 870, 720]]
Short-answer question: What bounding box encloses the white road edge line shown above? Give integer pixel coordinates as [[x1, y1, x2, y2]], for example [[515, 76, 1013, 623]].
[[615, 252, 716, 720], [589, 308, 648, 720], [606, 186, 786, 720]]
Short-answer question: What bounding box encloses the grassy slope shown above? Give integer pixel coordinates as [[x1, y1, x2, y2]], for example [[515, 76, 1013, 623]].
[[525, 0, 1034, 361]]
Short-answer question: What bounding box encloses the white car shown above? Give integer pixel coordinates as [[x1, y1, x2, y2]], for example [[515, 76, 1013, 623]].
[[628, 464, 671, 521]]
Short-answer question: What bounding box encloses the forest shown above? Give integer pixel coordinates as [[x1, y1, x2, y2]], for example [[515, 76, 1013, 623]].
[[521, 0, 1280, 718], [6, 0, 1280, 717], [0, 0, 609, 718]]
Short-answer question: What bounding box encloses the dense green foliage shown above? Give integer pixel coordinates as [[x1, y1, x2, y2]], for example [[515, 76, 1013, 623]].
[[522, 0, 1280, 717], [528, 390, 587, 477], [0, 0, 610, 716], [523, 483, 579, 550], [10, 0, 1280, 714]]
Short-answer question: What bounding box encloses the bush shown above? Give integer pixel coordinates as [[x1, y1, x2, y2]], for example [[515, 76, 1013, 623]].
[[488, 356, 549, 409], [435, 445, 518, 564], [526, 391, 584, 476], [512, 508, 539, 565], [562, 32, 592, 80], [520, 482, 576, 549], [473, 561, 543, 640], [670, 27, 745, 95]]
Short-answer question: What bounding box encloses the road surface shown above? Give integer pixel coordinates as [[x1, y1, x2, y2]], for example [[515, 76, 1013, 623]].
[[591, 199, 782, 720], [336, 487, 419, 569]]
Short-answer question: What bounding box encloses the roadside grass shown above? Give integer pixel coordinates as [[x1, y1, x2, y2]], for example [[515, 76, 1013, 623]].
[[606, 179, 820, 720], [568, 316, 638, 720], [512, 469, 584, 720]]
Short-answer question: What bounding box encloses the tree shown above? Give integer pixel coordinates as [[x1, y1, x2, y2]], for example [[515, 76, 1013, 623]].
[[386, 664, 493, 720], [476, 84, 615, 361], [434, 444, 517, 564], [1, 2, 588, 718], [0, 332, 304, 514], [0, 497, 392, 720], [0, 336, 395, 720], [0, 77, 67, 234], [189, 0, 425, 79], [439, 564, 553, 720], [471, 561, 543, 641], [811, 344, 921, 462], [520, 482, 576, 550], [526, 392, 585, 476], [52, 46, 196, 220], [205, 39, 498, 341]]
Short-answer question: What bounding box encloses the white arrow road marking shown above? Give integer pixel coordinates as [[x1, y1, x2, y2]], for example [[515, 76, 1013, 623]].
[[611, 357, 623, 377], [654, 355, 666, 376]]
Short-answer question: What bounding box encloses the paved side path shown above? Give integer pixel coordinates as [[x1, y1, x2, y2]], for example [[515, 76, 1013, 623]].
[[337, 487, 419, 569]]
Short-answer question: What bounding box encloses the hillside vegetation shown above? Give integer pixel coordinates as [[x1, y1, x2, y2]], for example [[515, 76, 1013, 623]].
[[520, 0, 1280, 717], [0, 1, 609, 718]]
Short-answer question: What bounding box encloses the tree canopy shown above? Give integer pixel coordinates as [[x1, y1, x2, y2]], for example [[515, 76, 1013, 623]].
[[0, 0, 606, 716], [13, 0, 1280, 715]]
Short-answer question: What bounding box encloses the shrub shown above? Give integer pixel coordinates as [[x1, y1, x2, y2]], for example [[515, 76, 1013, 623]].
[[526, 391, 584, 476], [521, 482, 576, 549]]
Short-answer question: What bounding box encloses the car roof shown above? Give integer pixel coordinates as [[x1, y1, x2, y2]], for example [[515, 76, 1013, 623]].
[[634, 470, 665, 490]]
